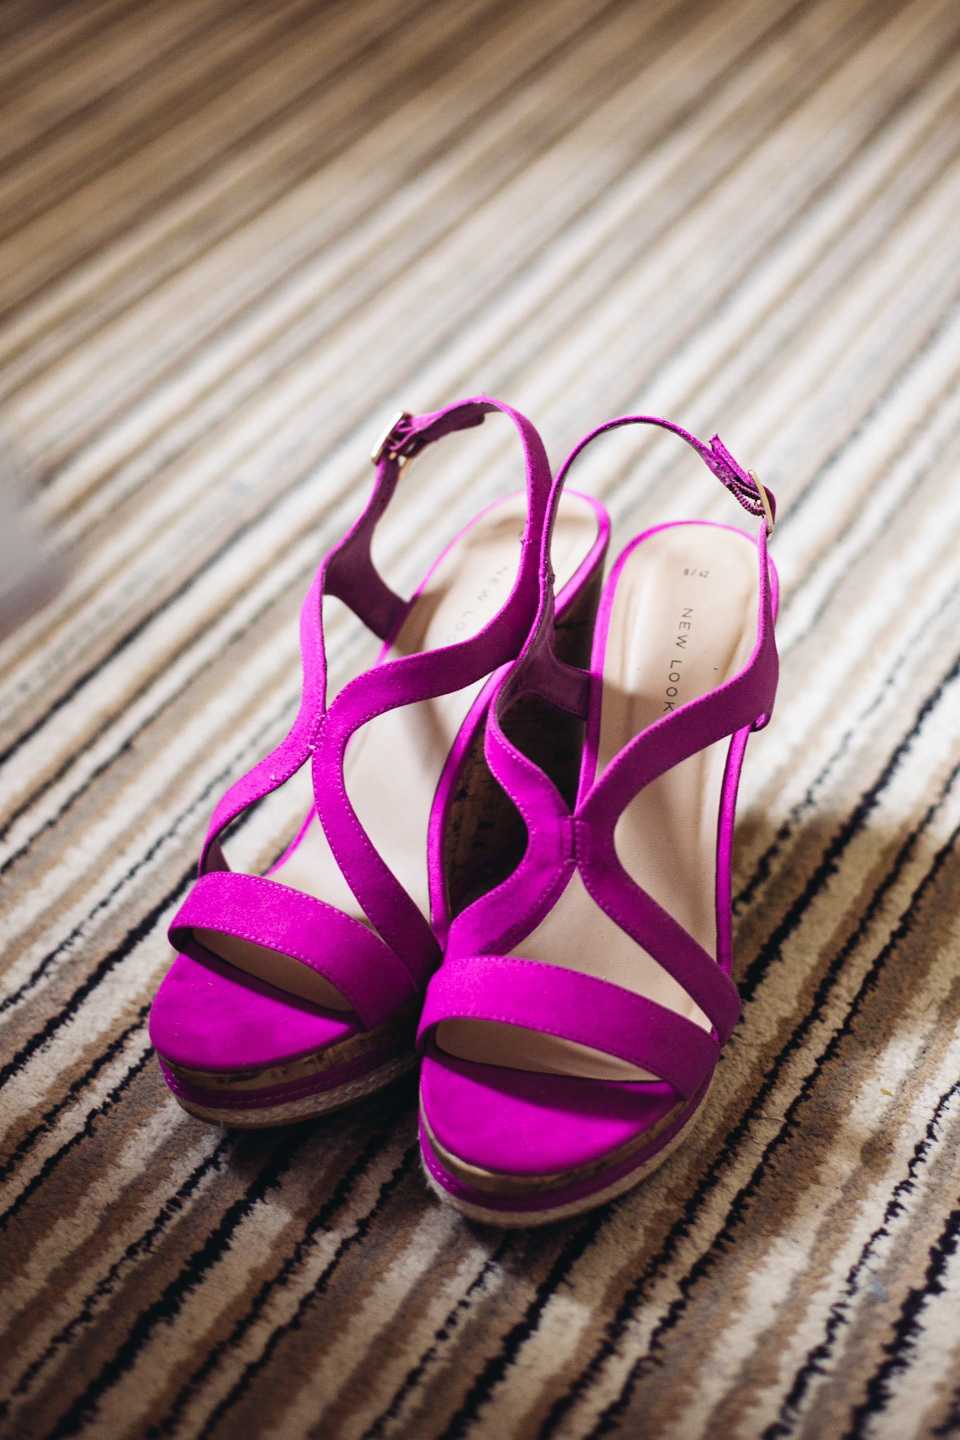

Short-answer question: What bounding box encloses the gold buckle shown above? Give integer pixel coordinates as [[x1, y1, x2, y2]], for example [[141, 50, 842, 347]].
[[371, 410, 413, 466], [748, 470, 775, 537]]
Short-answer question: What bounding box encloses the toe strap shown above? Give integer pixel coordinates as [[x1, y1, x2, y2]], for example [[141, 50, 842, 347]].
[[169, 872, 418, 1029], [417, 954, 720, 1101]]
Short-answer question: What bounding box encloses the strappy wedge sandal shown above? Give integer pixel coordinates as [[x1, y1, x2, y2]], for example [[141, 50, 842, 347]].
[[150, 399, 609, 1126], [417, 415, 778, 1224]]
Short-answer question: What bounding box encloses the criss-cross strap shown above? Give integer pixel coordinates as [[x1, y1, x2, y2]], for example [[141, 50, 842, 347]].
[[442, 415, 777, 1064], [417, 954, 721, 1100], [170, 872, 418, 1029], [176, 398, 553, 991]]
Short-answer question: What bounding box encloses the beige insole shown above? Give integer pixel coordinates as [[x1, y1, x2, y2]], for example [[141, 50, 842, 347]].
[[198, 493, 601, 1008], [436, 524, 759, 1082]]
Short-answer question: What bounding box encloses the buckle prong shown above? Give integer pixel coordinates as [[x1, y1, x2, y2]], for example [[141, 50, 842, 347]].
[[748, 470, 775, 537], [371, 410, 413, 466]]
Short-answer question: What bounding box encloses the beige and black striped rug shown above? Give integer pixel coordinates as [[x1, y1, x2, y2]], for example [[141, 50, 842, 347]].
[[3, 0, 960, 1435]]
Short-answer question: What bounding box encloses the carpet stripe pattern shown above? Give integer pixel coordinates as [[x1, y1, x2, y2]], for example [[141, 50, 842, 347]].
[[2, 0, 960, 1436]]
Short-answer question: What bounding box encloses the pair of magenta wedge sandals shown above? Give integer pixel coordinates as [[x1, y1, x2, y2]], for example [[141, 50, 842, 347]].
[[150, 396, 778, 1226]]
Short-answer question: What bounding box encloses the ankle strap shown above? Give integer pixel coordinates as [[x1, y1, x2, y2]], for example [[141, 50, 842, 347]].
[[326, 397, 551, 640], [370, 403, 488, 467], [489, 413, 776, 728], [555, 415, 775, 533]]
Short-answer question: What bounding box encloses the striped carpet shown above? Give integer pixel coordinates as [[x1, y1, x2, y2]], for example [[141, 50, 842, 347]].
[[2, 0, 960, 1434]]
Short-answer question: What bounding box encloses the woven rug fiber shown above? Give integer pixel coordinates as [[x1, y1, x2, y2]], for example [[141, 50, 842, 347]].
[[2, 0, 960, 1435]]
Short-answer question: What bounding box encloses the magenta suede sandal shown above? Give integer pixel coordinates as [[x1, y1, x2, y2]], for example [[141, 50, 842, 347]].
[[417, 415, 779, 1224], [150, 399, 609, 1126]]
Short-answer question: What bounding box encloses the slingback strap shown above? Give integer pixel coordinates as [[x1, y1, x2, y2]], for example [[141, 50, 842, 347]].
[[370, 404, 487, 467], [490, 415, 777, 735], [169, 872, 418, 1029], [417, 954, 721, 1101], [554, 415, 776, 527], [191, 397, 553, 989], [327, 400, 494, 640]]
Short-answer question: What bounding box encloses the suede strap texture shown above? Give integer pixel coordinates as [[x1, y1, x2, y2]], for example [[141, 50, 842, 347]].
[[168, 398, 554, 1015], [425, 416, 779, 1087]]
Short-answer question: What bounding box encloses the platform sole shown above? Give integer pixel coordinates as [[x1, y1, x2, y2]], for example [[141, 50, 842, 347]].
[[420, 1088, 710, 1226], [165, 1051, 418, 1126]]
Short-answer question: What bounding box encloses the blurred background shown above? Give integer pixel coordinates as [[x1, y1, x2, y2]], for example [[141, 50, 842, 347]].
[[2, 2, 960, 1438]]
